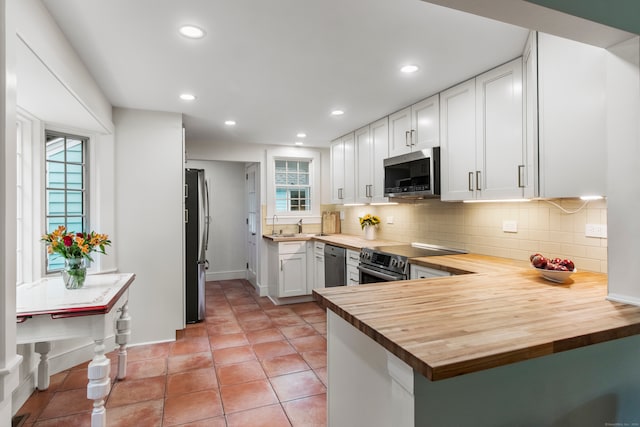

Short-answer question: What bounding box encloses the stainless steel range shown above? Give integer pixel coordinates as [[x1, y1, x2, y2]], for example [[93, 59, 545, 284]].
[[358, 243, 466, 284]]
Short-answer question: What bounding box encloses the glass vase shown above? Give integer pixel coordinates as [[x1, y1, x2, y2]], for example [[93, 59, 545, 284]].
[[62, 257, 87, 289]]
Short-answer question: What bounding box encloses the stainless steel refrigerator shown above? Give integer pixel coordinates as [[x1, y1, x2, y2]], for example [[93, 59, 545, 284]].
[[185, 168, 209, 323]]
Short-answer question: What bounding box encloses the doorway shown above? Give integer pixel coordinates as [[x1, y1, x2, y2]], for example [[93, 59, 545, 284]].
[[245, 163, 260, 287]]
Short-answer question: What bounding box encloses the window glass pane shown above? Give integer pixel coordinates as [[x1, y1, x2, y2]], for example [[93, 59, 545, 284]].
[[275, 160, 286, 172], [66, 191, 83, 214], [46, 190, 65, 215], [66, 138, 83, 163], [299, 173, 309, 185], [46, 136, 65, 161], [286, 173, 298, 185], [286, 161, 297, 171], [275, 172, 287, 185], [67, 216, 84, 232], [66, 163, 83, 189], [299, 162, 309, 173], [46, 161, 65, 188], [46, 217, 66, 234]]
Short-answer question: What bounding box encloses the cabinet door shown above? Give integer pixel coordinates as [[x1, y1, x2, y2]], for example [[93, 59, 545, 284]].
[[388, 107, 412, 157], [476, 58, 524, 200], [412, 95, 440, 151], [538, 33, 606, 198], [347, 265, 359, 286], [355, 125, 372, 203], [330, 138, 344, 204], [279, 252, 307, 297], [440, 79, 476, 201], [314, 253, 325, 290], [410, 264, 451, 280], [522, 31, 538, 199], [370, 117, 389, 202], [342, 133, 356, 204]]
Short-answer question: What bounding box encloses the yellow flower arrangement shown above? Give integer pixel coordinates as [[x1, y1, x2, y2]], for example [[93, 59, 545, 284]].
[[41, 225, 111, 261], [359, 213, 381, 229]]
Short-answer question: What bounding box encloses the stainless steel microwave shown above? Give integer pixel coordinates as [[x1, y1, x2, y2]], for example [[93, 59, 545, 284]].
[[383, 147, 441, 199]]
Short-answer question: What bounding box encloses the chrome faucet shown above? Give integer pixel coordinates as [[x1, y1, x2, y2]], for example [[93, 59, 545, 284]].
[[297, 219, 303, 234], [272, 214, 278, 235]]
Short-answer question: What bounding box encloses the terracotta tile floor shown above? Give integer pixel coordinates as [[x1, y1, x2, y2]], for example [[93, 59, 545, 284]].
[[16, 279, 327, 426]]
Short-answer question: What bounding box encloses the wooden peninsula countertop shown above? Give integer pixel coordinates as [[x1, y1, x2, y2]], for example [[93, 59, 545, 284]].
[[313, 254, 640, 381]]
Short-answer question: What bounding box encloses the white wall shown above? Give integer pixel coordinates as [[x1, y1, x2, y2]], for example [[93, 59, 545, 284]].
[[1, 0, 21, 423], [114, 107, 184, 344], [606, 36, 640, 305], [186, 160, 247, 281]]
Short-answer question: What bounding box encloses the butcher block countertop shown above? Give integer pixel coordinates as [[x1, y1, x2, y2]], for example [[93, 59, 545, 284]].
[[263, 233, 400, 251], [313, 254, 640, 381]]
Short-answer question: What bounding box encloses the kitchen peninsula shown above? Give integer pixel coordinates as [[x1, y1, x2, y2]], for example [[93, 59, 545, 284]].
[[314, 255, 640, 426]]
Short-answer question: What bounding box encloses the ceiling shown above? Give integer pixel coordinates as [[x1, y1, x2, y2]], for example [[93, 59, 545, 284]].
[[40, 0, 531, 148]]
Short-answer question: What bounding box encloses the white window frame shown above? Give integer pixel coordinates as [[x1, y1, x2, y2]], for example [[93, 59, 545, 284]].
[[266, 147, 321, 225]]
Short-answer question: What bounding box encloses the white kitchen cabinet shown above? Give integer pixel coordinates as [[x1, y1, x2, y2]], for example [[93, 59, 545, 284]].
[[330, 132, 355, 204], [389, 94, 440, 157], [440, 78, 476, 201], [441, 58, 524, 201], [410, 264, 451, 280], [312, 241, 325, 291], [355, 117, 389, 203], [535, 32, 606, 198], [267, 241, 308, 298], [346, 249, 360, 286]]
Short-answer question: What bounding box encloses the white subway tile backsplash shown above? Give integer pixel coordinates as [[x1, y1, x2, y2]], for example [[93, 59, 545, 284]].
[[340, 199, 608, 273]]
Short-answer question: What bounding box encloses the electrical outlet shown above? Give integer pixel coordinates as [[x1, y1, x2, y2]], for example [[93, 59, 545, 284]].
[[585, 224, 607, 238], [387, 216, 394, 224], [502, 220, 518, 233], [339, 210, 345, 220]]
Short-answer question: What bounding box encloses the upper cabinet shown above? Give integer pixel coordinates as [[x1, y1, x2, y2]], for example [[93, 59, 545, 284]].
[[535, 32, 606, 198], [330, 132, 355, 204], [389, 95, 440, 157], [440, 58, 525, 201], [356, 117, 389, 204]]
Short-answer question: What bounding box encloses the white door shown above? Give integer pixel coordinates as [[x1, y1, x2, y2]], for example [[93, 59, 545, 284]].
[[245, 163, 259, 286]]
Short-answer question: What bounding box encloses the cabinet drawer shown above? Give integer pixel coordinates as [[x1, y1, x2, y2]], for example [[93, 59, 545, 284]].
[[347, 265, 360, 286], [279, 241, 306, 254], [314, 242, 325, 255], [410, 264, 451, 280], [346, 249, 360, 267]]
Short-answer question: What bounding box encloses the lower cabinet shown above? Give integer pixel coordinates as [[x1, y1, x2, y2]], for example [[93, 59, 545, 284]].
[[312, 241, 325, 292], [410, 264, 451, 280], [268, 241, 308, 298], [346, 249, 360, 286]]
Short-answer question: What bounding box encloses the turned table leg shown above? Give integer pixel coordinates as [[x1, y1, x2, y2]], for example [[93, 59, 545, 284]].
[[34, 341, 52, 390], [115, 301, 131, 380], [87, 339, 111, 427]]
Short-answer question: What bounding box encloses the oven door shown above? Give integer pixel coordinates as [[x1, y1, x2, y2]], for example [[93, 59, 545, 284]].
[[358, 264, 406, 284]]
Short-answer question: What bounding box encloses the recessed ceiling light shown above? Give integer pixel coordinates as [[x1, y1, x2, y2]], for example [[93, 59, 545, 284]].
[[400, 64, 419, 73], [296, 133, 307, 138], [180, 93, 196, 101], [331, 110, 344, 116], [224, 120, 236, 126], [295, 142, 304, 146], [179, 25, 206, 39]]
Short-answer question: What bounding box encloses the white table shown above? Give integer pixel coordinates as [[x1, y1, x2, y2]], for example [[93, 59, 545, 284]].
[[16, 273, 135, 427]]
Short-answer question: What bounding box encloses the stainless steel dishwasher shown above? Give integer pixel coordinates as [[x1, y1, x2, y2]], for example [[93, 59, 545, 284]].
[[324, 244, 346, 287]]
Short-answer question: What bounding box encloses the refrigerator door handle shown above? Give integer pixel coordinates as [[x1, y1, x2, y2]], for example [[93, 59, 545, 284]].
[[203, 179, 210, 252], [205, 259, 210, 270]]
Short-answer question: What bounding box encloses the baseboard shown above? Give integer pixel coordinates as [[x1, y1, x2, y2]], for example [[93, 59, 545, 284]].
[[11, 373, 35, 416], [49, 336, 116, 374], [206, 270, 246, 281], [268, 295, 314, 306]]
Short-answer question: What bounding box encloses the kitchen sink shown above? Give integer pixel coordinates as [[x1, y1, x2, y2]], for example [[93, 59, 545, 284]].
[[272, 233, 315, 238]]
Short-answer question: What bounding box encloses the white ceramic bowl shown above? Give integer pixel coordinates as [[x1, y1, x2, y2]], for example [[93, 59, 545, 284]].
[[531, 264, 577, 283]]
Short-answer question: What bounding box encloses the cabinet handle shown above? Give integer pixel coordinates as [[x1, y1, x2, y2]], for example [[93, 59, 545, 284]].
[[410, 129, 415, 146], [405, 131, 411, 147], [366, 184, 372, 198], [518, 165, 525, 188], [476, 171, 481, 191], [338, 188, 343, 199], [468, 172, 474, 192], [280, 260, 283, 271]]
